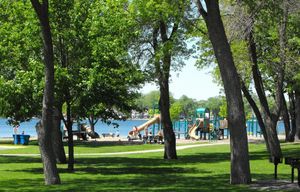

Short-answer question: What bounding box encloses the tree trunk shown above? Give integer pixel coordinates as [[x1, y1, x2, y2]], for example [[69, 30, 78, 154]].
[[279, 0, 289, 142], [241, 81, 270, 153], [159, 79, 177, 159], [52, 107, 67, 163], [196, 0, 251, 184], [30, 0, 60, 185], [88, 114, 95, 132], [264, 116, 282, 159], [66, 101, 74, 171], [282, 96, 291, 141], [247, 29, 282, 159], [288, 92, 296, 141], [295, 91, 300, 140], [152, 20, 177, 160]]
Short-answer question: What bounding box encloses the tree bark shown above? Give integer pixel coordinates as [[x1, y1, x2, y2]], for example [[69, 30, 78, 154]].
[[282, 96, 291, 141], [66, 101, 74, 171], [288, 92, 296, 141], [158, 20, 177, 159], [159, 80, 177, 159], [241, 81, 270, 153], [295, 91, 300, 140], [52, 107, 67, 163], [247, 29, 282, 159], [30, 0, 60, 185], [88, 114, 95, 132], [279, 0, 289, 142], [196, 0, 251, 184]]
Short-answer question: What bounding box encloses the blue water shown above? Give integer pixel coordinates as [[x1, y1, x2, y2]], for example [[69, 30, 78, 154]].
[[0, 117, 287, 138], [0, 118, 147, 138], [246, 120, 285, 136]]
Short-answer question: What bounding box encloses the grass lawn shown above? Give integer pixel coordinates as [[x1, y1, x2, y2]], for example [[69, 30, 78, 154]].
[[0, 140, 299, 191]]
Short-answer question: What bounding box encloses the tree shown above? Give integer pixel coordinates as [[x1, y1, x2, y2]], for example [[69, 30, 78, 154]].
[[135, 91, 161, 112], [50, 0, 144, 171], [178, 95, 198, 118], [30, 0, 60, 185], [195, 0, 251, 184], [0, 0, 67, 164], [130, 0, 192, 159], [170, 101, 183, 120]]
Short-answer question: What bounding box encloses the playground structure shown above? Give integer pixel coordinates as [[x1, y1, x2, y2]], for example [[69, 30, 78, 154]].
[[128, 107, 230, 143], [128, 114, 160, 141], [128, 107, 275, 143], [188, 108, 211, 140]]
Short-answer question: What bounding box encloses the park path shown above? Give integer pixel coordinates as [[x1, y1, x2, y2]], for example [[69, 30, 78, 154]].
[[0, 142, 229, 157]]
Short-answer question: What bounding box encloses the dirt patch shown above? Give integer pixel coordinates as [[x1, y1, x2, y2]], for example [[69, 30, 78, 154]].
[[250, 180, 299, 191]]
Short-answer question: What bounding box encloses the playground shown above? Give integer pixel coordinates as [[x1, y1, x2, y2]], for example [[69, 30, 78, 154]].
[[127, 107, 269, 144]]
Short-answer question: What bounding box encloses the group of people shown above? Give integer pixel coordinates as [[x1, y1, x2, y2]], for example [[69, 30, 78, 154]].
[[132, 126, 163, 144]]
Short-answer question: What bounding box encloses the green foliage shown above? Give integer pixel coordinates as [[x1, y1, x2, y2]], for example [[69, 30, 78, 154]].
[[177, 95, 197, 117], [170, 101, 183, 120], [0, 1, 43, 124], [135, 90, 160, 111], [219, 99, 227, 118], [129, 0, 193, 81], [0, 0, 145, 126]]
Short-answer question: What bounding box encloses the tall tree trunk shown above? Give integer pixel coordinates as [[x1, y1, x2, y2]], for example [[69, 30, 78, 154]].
[[247, 29, 282, 159], [159, 79, 177, 159], [282, 97, 291, 141], [279, 0, 289, 142], [151, 19, 177, 159], [196, 0, 251, 184], [241, 81, 270, 153], [30, 0, 60, 185], [295, 91, 300, 140], [52, 107, 67, 163], [159, 20, 177, 159], [66, 101, 74, 171], [288, 92, 296, 141]]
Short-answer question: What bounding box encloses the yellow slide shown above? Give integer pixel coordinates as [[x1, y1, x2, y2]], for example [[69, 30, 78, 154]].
[[188, 124, 200, 140], [128, 115, 160, 138]]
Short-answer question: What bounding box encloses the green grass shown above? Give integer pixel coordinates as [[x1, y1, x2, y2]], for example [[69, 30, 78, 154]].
[[0, 141, 299, 192]]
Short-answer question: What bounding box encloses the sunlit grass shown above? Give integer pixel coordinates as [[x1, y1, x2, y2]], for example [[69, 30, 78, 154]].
[[0, 141, 299, 191]]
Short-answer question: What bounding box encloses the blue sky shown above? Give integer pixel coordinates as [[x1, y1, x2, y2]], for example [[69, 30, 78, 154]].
[[141, 60, 222, 101]]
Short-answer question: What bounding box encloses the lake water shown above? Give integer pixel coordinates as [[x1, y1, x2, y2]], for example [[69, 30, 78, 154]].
[[0, 117, 286, 138], [0, 118, 147, 138]]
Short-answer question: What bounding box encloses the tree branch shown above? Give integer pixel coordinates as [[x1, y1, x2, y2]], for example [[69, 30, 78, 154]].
[[195, 0, 207, 20], [169, 22, 178, 40], [30, 0, 42, 18]]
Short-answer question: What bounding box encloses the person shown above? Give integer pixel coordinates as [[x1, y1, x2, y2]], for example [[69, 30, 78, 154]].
[[157, 130, 164, 144], [22, 131, 24, 135], [138, 132, 142, 140], [13, 125, 19, 135], [149, 131, 153, 144]]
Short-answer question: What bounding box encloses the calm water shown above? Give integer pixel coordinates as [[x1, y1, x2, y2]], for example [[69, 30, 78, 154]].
[[0, 118, 286, 138], [0, 118, 147, 138]]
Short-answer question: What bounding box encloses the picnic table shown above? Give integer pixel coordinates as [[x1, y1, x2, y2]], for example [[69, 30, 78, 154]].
[[285, 157, 300, 187]]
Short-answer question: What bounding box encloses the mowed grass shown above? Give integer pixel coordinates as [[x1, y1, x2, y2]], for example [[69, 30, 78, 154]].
[[0, 141, 299, 192]]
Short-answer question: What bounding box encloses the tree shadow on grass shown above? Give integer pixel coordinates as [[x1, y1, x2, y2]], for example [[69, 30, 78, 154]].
[[0, 156, 41, 164], [0, 172, 260, 192]]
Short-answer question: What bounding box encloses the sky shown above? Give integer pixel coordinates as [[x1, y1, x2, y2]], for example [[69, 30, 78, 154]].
[[141, 59, 222, 101]]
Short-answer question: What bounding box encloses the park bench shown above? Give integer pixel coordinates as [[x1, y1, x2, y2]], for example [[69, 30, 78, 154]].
[[285, 157, 300, 187], [270, 156, 282, 180]]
